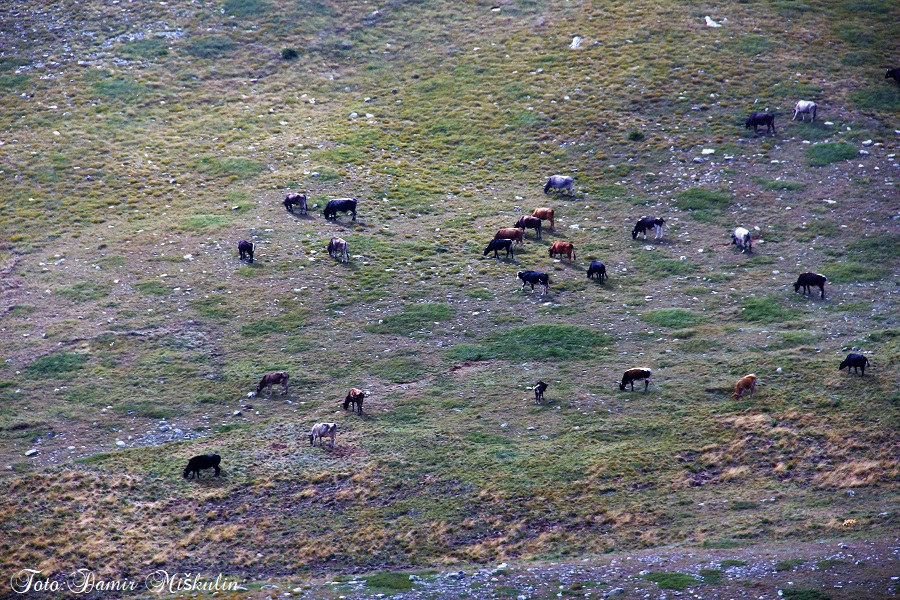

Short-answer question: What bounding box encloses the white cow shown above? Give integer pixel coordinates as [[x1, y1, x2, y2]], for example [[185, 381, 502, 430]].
[[731, 227, 752, 253], [309, 423, 337, 447], [792, 100, 817, 122]]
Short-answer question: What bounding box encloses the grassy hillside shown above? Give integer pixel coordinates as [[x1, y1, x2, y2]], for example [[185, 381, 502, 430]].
[[1, 0, 898, 595]]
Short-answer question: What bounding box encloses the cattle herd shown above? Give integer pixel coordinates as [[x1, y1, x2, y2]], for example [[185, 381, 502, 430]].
[[191, 91, 884, 480]]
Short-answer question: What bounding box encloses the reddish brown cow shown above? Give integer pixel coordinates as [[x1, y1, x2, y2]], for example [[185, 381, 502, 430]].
[[549, 241, 576, 261], [531, 207, 555, 229], [731, 374, 758, 400], [494, 228, 525, 247]]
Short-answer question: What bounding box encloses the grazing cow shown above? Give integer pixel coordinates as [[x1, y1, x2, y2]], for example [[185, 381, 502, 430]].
[[494, 227, 525, 247], [517, 270, 550, 294], [238, 240, 254, 263], [745, 112, 776, 135], [587, 260, 607, 282], [839, 353, 870, 376], [344, 387, 365, 415], [731, 374, 758, 400], [620, 368, 652, 392], [534, 380, 548, 404], [732, 227, 753, 253], [515, 215, 543, 240], [549, 241, 576, 261], [323, 198, 357, 221], [484, 238, 514, 259], [792, 100, 817, 122], [257, 371, 290, 396], [794, 272, 827, 299], [309, 423, 337, 447], [283, 193, 307, 214], [887, 68, 900, 84], [632, 217, 665, 240], [327, 237, 350, 263], [531, 207, 555, 229], [544, 175, 574, 194], [183, 454, 221, 479]]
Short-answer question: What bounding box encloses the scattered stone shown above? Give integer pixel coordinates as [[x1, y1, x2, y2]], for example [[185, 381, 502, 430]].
[[701, 148, 715, 155], [25, 449, 38, 457], [693, 157, 706, 163], [569, 36, 583, 49], [862, 139, 873, 147], [644, 245, 654, 251], [859, 150, 869, 156], [705, 16, 722, 27], [116, 440, 126, 447], [233, 410, 243, 416]]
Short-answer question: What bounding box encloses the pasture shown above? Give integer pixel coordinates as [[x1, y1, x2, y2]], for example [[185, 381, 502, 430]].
[[0, 0, 898, 597]]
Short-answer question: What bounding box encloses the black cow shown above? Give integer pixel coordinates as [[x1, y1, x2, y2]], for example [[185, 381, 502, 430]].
[[587, 261, 607, 282], [794, 272, 827, 299], [183, 454, 221, 479], [484, 238, 514, 259], [745, 112, 776, 135], [323, 198, 357, 221], [284, 193, 307, 214], [839, 353, 870, 376], [517, 270, 550, 294], [238, 240, 254, 263], [885, 68, 900, 84], [534, 380, 548, 404]]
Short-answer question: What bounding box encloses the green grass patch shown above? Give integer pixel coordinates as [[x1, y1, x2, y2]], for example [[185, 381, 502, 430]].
[[222, 0, 270, 17], [57, 282, 111, 302], [0, 74, 29, 91], [775, 558, 805, 571], [191, 297, 231, 319], [805, 143, 857, 166], [196, 157, 262, 180], [371, 357, 428, 383], [757, 179, 806, 192], [241, 318, 286, 337], [26, 352, 89, 376], [641, 572, 699, 590], [824, 261, 891, 283], [117, 38, 169, 59], [721, 559, 747, 567], [93, 78, 148, 103], [699, 569, 723, 584], [365, 571, 415, 592], [642, 309, 705, 328], [816, 559, 845, 570], [181, 215, 229, 231], [729, 501, 757, 510], [740, 297, 800, 323], [782, 590, 831, 600], [447, 325, 613, 363], [632, 251, 698, 277], [675, 187, 733, 222], [365, 303, 453, 335], [134, 281, 170, 296], [679, 339, 722, 353], [184, 36, 237, 59], [846, 235, 900, 260]]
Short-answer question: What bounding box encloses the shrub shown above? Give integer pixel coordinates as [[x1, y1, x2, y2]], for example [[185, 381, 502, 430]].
[[805, 143, 857, 166], [27, 352, 88, 376], [281, 48, 299, 60], [626, 129, 645, 141]]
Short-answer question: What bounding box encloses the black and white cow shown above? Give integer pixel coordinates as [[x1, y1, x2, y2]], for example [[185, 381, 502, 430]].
[[517, 271, 550, 294], [544, 175, 574, 194], [587, 261, 607, 282], [533, 380, 548, 404], [632, 217, 665, 240], [484, 238, 514, 259], [238, 240, 255, 263], [887, 68, 900, 84], [323, 198, 357, 221], [731, 227, 752, 253]]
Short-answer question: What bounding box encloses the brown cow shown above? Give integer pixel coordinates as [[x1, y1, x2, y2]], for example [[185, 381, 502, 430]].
[[549, 241, 576, 261], [494, 228, 525, 247], [731, 374, 758, 400], [257, 372, 289, 396], [531, 207, 555, 229], [343, 387, 365, 415]]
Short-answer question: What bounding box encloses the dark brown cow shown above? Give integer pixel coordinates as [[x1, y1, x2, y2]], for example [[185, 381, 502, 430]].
[[515, 215, 543, 239], [343, 387, 365, 415], [549, 241, 576, 261], [494, 228, 525, 247], [257, 372, 289, 396], [619, 368, 652, 391], [531, 207, 555, 229]]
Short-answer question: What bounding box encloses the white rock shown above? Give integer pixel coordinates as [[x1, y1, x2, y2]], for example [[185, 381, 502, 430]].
[[859, 150, 869, 156], [644, 245, 654, 251], [705, 16, 723, 27], [862, 139, 873, 147], [116, 440, 126, 447], [25, 449, 38, 457], [701, 148, 715, 155], [569, 36, 583, 49]]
